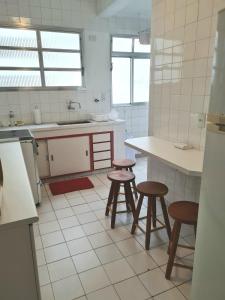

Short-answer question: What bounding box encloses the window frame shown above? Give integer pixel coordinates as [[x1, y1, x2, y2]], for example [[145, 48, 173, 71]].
[[0, 24, 84, 91], [111, 34, 150, 106]]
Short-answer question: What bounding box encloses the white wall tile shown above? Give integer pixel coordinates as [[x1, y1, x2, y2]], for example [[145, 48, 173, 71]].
[[149, 0, 225, 203]]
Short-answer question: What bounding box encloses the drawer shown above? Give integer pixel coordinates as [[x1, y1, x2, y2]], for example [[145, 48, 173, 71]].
[[94, 151, 111, 161], [93, 133, 110, 143], [93, 142, 111, 152], [94, 160, 111, 170]]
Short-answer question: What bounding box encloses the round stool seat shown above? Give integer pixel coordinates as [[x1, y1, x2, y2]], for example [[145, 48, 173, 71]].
[[107, 170, 135, 183], [137, 181, 168, 197], [168, 201, 198, 225], [112, 159, 136, 168]]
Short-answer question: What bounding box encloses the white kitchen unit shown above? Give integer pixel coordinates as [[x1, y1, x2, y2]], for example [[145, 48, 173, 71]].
[[36, 140, 50, 178], [48, 135, 91, 176], [0, 142, 40, 300], [30, 120, 125, 178], [191, 10, 225, 299]]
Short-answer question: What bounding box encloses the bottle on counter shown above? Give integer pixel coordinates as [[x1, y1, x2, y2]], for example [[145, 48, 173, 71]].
[[33, 106, 42, 125]]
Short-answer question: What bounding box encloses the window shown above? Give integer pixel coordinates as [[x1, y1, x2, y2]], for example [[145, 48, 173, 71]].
[[111, 36, 150, 105], [0, 27, 83, 89]]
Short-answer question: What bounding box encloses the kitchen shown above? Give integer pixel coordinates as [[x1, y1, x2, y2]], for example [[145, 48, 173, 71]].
[[0, 0, 224, 300]]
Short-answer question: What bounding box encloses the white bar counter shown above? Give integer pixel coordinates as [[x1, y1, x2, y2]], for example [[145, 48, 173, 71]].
[[125, 136, 204, 176]]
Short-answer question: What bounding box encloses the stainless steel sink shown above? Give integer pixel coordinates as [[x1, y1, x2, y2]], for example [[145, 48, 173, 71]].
[[57, 120, 91, 125]]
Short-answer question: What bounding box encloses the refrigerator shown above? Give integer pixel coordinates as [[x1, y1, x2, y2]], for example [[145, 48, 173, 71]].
[[191, 8, 225, 300]]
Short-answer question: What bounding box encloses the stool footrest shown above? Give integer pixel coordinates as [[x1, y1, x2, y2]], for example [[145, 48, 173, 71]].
[[138, 216, 147, 221], [177, 244, 195, 250], [107, 207, 132, 214], [174, 262, 193, 270], [135, 223, 166, 234]]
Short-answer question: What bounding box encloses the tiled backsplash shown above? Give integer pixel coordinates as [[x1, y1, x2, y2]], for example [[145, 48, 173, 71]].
[[148, 0, 225, 203], [117, 105, 149, 138], [0, 0, 149, 138]]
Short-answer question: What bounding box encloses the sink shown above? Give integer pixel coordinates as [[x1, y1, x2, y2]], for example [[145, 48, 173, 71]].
[[57, 120, 91, 125]]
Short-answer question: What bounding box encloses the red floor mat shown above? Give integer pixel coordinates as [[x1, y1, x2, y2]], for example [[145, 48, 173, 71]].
[[49, 177, 94, 196]]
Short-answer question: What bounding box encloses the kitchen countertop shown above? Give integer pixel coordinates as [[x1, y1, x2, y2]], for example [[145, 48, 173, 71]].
[[125, 136, 204, 176], [1, 119, 125, 133], [0, 141, 38, 229]]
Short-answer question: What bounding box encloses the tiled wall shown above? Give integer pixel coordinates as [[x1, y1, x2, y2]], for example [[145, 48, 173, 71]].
[[148, 0, 225, 203], [0, 0, 149, 138], [117, 104, 149, 138]]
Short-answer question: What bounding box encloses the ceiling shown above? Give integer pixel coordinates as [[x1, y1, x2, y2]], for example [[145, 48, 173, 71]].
[[114, 0, 151, 19], [97, 0, 151, 20]]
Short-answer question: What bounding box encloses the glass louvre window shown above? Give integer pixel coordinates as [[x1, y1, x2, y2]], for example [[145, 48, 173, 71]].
[[45, 71, 82, 87], [40, 31, 80, 50], [0, 71, 41, 87], [111, 36, 150, 105], [42, 52, 81, 69], [0, 27, 83, 89], [0, 28, 37, 48]]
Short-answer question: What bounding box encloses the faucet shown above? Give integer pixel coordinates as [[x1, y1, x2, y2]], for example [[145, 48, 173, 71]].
[[9, 110, 15, 126], [67, 101, 81, 110]]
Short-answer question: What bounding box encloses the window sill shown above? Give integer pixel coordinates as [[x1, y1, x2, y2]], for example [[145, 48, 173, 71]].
[[112, 102, 148, 107], [0, 86, 88, 92]]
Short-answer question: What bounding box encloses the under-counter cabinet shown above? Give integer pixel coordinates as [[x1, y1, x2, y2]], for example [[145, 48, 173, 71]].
[[35, 127, 121, 178], [48, 136, 91, 176]]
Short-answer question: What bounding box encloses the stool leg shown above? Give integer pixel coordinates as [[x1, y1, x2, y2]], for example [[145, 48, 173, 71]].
[[124, 182, 136, 216], [152, 197, 157, 228], [105, 182, 114, 216], [129, 167, 138, 200], [111, 182, 120, 229], [131, 194, 144, 234], [167, 226, 174, 255], [124, 183, 131, 213], [145, 196, 152, 250], [160, 197, 171, 239], [165, 221, 181, 279]]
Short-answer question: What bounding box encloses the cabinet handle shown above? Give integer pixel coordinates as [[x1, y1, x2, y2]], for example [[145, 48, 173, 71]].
[[50, 154, 54, 161], [85, 150, 88, 156]]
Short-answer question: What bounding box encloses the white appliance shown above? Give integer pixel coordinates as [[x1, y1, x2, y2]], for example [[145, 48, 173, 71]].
[[0, 129, 41, 205], [191, 9, 225, 300], [21, 139, 41, 205]]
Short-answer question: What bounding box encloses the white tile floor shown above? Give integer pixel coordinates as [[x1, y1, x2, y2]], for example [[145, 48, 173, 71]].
[[35, 158, 194, 300]]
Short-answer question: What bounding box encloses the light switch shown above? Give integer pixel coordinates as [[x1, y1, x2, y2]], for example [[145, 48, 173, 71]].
[[190, 113, 206, 128]]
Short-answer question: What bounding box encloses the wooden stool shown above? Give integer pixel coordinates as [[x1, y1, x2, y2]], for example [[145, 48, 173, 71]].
[[165, 201, 198, 280], [131, 181, 171, 250], [112, 159, 138, 199], [105, 170, 136, 229]]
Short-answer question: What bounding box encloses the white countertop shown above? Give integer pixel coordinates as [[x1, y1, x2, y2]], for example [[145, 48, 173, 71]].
[[0, 142, 38, 229], [125, 136, 204, 176], [1, 119, 125, 133]]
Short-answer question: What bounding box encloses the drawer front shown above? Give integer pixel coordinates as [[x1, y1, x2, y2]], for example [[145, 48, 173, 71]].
[[94, 151, 111, 161], [93, 142, 111, 152], [94, 160, 111, 170], [93, 133, 110, 143]]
